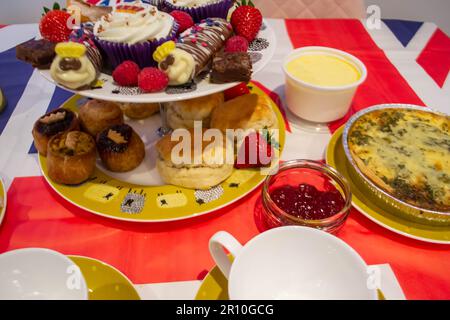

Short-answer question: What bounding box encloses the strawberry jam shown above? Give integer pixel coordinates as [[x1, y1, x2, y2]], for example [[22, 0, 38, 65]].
[[270, 183, 345, 220]]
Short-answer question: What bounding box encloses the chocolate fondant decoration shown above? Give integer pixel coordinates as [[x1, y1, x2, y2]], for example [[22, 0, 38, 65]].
[[60, 58, 82, 71]]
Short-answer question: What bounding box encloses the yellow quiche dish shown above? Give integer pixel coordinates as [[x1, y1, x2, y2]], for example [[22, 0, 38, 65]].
[[347, 108, 450, 212]]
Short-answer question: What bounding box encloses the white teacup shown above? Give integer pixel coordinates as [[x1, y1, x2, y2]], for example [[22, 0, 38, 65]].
[[0, 248, 88, 300], [209, 226, 377, 300]]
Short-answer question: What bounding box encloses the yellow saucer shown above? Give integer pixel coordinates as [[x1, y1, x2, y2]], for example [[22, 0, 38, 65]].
[[195, 263, 385, 300], [69, 256, 140, 300], [326, 126, 450, 244], [0, 177, 6, 226]]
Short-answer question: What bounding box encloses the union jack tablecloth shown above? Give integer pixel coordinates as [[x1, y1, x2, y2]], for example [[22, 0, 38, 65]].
[[0, 19, 449, 300]]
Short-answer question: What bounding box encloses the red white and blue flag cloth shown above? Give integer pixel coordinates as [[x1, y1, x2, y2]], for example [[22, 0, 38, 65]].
[[0, 18, 449, 299]]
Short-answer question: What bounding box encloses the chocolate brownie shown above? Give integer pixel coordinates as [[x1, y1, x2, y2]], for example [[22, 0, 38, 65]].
[[16, 39, 56, 69], [210, 52, 252, 84]]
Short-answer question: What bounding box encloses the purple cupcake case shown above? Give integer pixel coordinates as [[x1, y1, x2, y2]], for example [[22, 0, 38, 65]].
[[94, 23, 179, 69], [163, 0, 233, 23]]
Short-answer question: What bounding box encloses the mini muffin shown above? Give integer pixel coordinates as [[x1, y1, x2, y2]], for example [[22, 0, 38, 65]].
[[166, 92, 224, 129], [156, 128, 233, 190], [210, 94, 278, 132], [47, 131, 96, 185], [96, 124, 145, 172], [78, 99, 123, 137], [116, 102, 160, 120], [32, 108, 80, 156]]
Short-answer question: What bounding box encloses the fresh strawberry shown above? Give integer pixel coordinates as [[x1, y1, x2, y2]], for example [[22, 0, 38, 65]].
[[170, 10, 194, 34], [235, 131, 274, 169], [39, 3, 72, 43], [230, 0, 262, 42], [224, 83, 250, 101]]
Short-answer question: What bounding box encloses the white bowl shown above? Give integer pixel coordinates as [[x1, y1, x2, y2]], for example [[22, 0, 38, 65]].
[[210, 226, 378, 300], [0, 248, 88, 300], [283, 46, 367, 123]]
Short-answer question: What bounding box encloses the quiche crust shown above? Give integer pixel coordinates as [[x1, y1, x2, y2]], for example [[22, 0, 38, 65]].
[[347, 108, 450, 212]]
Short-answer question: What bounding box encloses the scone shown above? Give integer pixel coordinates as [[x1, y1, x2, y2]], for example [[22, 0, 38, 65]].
[[47, 131, 96, 185], [116, 102, 159, 120], [210, 94, 278, 132], [156, 129, 233, 190], [32, 108, 80, 156], [96, 124, 145, 172], [78, 99, 123, 136], [166, 92, 224, 129]]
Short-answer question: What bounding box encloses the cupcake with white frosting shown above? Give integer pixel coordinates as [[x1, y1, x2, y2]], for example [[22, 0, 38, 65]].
[[93, 3, 178, 68], [164, 0, 233, 23]]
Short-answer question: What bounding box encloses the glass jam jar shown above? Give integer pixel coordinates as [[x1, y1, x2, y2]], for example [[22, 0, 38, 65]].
[[262, 160, 352, 234]]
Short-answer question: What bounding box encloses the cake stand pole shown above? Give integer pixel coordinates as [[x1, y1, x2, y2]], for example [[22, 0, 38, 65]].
[[157, 102, 172, 137]]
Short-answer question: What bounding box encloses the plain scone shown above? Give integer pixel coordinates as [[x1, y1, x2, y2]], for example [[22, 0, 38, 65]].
[[210, 93, 278, 132], [166, 92, 224, 129], [156, 129, 233, 190]]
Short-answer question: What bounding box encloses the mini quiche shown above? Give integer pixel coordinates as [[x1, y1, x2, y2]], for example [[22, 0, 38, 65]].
[[347, 108, 450, 212]]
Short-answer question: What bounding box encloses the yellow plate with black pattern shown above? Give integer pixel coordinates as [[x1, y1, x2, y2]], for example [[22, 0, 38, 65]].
[[38, 84, 286, 222], [69, 256, 140, 300], [326, 126, 450, 244]]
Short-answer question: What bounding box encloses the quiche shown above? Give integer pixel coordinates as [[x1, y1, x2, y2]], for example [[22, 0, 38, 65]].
[[347, 108, 450, 212]]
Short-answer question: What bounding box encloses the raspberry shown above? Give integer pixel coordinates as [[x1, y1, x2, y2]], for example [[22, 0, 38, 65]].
[[225, 36, 249, 53], [170, 10, 194, 34], [112, 61, 140, 87], [138, 68, 169, 93]]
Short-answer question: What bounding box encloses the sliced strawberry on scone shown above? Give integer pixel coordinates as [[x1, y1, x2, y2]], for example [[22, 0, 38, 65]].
[[235, 131, 275, 169], [224, 83, 251, 101]]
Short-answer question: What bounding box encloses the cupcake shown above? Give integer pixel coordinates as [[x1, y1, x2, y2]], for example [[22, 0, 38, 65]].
[[47, 131, 96, 185], [93, 3, 178, 68], [96, 124, 145, 172], [163, 0, 233, 23]]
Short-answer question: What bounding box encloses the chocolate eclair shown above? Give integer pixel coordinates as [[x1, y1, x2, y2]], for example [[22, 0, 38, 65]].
[[47, 131, 96, 185], [50, 42, 101, 90], [96, 124, 145, 172], [32, 108, 80, 156], [155, 18, 233, 85]]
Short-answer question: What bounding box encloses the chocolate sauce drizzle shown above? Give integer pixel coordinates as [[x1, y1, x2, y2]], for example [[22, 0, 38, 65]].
[[176, 18, 233, 74]]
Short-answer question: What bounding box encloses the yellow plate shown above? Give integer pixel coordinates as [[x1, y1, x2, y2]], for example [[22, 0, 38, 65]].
[[195, 263, 385, 300], [326, 126, 450, 244], [69, 256, 140, 300], [39, 84, 286, 222], [0, 177, 5, 226]]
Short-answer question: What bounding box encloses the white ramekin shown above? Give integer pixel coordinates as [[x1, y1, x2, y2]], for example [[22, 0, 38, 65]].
[[283, 46, 367, 123]]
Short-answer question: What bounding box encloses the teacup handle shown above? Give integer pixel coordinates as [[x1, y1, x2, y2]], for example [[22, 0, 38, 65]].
[[209, 231, 243, 280]]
